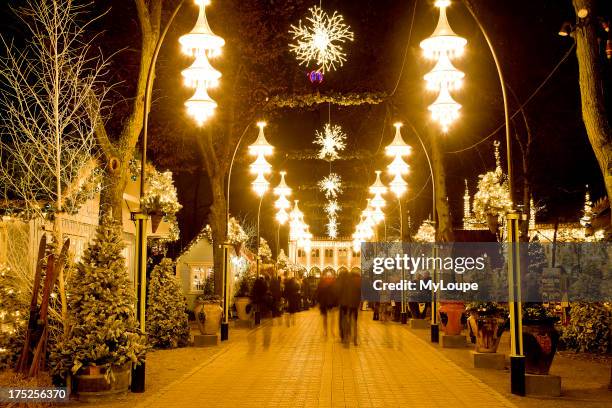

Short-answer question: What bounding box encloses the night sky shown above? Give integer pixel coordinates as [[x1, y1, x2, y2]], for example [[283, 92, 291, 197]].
[[1, 0, 610, 254]]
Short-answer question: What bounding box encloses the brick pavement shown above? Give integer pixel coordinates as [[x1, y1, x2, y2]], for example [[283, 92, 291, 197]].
[[136, 310, 516, 408]]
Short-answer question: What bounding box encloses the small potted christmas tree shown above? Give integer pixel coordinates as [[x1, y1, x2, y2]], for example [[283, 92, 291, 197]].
[[52, 216, 146, 397], [146, 258, 190, 348]]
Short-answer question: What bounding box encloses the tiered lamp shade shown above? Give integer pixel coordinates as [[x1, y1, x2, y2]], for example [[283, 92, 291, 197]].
[[274, 172, 292, 198], [179, 0, 225, 58], [389, 174, 408, 197], [181, 55, 221, 88], [369, 171, 388, 195], [385, 124, 412, 157], [387, 155, 410, 176], [248, 123, 274, 156], [424, 54, 464, 91], [419, 1, 467, 60], [184, 85, 217, 125], [276, 209, 289, 224], [252, 173, 269, 197], [249, 154, 272, 175], [428, 85, 461, 133]]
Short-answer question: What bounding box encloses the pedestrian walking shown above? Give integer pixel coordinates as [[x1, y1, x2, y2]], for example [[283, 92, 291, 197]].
[[283, 277, 300, 327]]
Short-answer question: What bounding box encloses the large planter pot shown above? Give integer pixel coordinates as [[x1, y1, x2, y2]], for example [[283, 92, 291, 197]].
[[202, 302, 223, 335], [234, 297, 251, 320], [468, 313, 505, 353], [523, 318, 559, 375], [439, 302, 465, 336], [74, 362, 131, 398], [408, 302, 428, 319]]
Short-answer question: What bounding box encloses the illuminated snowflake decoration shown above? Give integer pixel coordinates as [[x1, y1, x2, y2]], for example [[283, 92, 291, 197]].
[[318, 173, 343, 199], [324, 200, 341, 217], [327, 216, 339, 239], [314, 123, 347, 161], [289, 6, 354, 73]]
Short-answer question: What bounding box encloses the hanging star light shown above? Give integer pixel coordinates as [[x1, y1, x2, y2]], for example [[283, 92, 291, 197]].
[[324, 200, 341, 218], [327, 216, 339, 239], [289, 5, 354, 73], [318, 173, 343, 199], [314, 123, 347, 161]]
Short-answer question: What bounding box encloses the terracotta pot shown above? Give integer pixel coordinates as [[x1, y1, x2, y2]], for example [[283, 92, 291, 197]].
[[74, 362, 131, 398], [202, 303, 223, 335], [439, 302, 465, 336], [468, 313, 505, 353], [234, 297, 251, 320], [523, 319, 559, 375]]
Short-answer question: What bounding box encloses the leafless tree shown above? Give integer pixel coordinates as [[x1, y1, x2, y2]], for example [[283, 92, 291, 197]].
[[0, 0, 108, 334]]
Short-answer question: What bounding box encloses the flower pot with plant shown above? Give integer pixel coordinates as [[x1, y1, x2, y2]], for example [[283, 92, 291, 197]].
[[522, 303, 560, 375], [234, 276, 252, 320], [195, 275, 222, 335], [466, 302, 508, 353], [438, 301, 465, 336]]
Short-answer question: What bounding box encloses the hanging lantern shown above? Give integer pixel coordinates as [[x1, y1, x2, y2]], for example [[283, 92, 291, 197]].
[[385, 123, 412, 157], [419, 0, 467, 60], [423, 54, 464, 91], [428, 85, 461, 133], [184, 84, 217, 125], [251, 173, 269, 197], [249, 154, 272, 175], [308, 70, 324, 83], [179, 0, 225, 58], [389, 173, 408, 197], [248, 122, 274, 156], [181, 55, 221, 88]]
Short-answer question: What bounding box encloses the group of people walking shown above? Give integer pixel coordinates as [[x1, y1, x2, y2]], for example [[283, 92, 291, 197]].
[[316, 271, 362, 345]]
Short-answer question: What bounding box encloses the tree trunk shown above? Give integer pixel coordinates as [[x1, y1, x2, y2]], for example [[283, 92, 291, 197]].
[[208, 171, 227, 297], [430, 130, 454, 242], [99, 162, 129, 219], [573, 0, 612, 221]]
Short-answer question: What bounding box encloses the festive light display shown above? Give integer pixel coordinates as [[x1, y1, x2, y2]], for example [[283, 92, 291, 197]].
[[413, 219, 436, 243], [369, 171, 387, 223], [324, 200, 341, 218], [289, 5, 354, 73], [314, 123, 347, 161], [420, 0, 466, 132], [249, 122, 274, 197], [273, 172, 292, 225], [580, 185, 593, 227], [472, 142, 512, 225], [386, 123, 411, 198], [318, 173, 343, 199], [289, 200, 312, 250], [179, 0, 224, 124]]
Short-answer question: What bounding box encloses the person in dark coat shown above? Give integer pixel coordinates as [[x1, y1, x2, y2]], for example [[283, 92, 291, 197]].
[[283, 277, 300, 326], [316, 274, 336, 336], [270, 276, 282, 317]]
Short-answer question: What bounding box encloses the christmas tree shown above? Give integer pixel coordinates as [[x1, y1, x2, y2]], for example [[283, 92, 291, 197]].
[[51, 216, 146, 378], [0, 264, 27, 369], [146, 258, 190, 348]]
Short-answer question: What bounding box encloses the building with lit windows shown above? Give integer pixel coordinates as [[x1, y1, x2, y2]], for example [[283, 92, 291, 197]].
[[288, 237, 361, 276]]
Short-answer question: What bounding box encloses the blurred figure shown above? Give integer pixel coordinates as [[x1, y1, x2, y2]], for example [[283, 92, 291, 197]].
[[270, 276, 282, 317], [283, 277, 300, 327], [347, 271, 362, 345], [301, 278, 312, 310], [316, 273, 336, 336]]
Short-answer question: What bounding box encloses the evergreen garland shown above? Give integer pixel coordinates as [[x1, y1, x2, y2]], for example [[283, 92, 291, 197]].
[[51, 216, 146, 378], [265, 91, 387, 109], [0, 265, 27, 370], [146, 258, 190, 349]]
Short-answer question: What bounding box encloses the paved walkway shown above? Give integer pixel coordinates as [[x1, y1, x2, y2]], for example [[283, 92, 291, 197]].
[[136, 310, 515, 408]]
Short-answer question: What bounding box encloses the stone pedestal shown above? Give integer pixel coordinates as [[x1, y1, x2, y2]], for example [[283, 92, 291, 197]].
[[525, 374, 561, 397], [233, 319, 254, 329], [471, 351, 506, 370], [441, 334, 467, 348], [193, 334, 219, 347], [409, 319, 430, 330]]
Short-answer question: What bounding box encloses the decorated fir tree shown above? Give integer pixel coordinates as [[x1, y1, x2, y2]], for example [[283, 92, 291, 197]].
[[52, 216, 146, 378], [146, 258, 190, 348], [0, 264, 27, 369]]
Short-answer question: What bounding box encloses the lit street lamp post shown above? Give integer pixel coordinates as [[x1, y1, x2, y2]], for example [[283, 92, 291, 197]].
[[132, 0, 223, 392], [420, 0, 523, 395]]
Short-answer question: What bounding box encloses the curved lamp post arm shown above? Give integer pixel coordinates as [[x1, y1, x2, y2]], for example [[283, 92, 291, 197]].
[[140, 0, 186, 199], [461, 0, 512, 202]]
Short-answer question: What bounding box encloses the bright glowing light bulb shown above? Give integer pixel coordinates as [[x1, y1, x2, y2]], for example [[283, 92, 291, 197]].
[[428, 85, 461, 132], [179, 1, 225, 58], [273, 171, 292, 197], [184, 85, 217, 125], [419, 1, 467, 60], [424, 54, 464, 91], [371, 193, 386, 209], [276, 208, 289, 224], [385, 123, 412, 157], [248, 122, 274, 156]]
